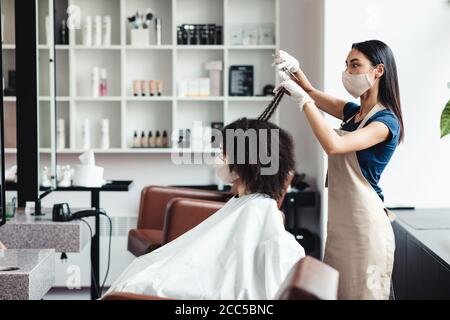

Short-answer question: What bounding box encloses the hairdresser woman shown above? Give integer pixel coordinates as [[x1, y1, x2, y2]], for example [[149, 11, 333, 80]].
[[273, 40, 404, 300]]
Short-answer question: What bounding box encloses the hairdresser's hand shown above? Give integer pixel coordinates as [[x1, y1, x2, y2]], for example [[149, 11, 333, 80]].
[[272, 50, 300, 73], [274, 80, 314, 111]]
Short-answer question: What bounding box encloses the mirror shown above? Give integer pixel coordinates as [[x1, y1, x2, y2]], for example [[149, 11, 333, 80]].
[[0, 0, 9, 226], [37, 0, 57, 191], [0, 0, 58, 215]]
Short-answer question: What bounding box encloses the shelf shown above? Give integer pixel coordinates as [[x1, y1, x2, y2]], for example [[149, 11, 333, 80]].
[[120, 148, 175, 154], [3, 96, 273, 102], [124, 148, 221, 154], [177, 96, 225, 101], [227, 96, 274, 101], [228, 45, 277, 50], [39, 96, 71, 102], [125, 45, 174, 50], [2, 44, 16, 49], [126, 96, 173, 102], [5, 148, 17, 154], [73, 45, 122, 50], [74, 97, 122, 102], [3, 96, 16, 102], [5, 148, 221, 155], [176, 45, 225, 50]]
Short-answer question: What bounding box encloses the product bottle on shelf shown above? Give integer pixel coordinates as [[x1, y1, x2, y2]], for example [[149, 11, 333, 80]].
[[93, 15, 102, 46], [56, 119, 66, 150], [81, 119, 91, 150], [155, 18, 161, 45], [91, 67, 100, 97], [133, 131, 139, 148], [60, 19, 68, 45], [100, 68, 107, 96], [102, 16, 111, 46], [155, 130, 162, 147], [83, 16, 92, 46], [141, 131, 148, 148], [148, 131, 154, 148], [162, 130, 169, 147], [100, 119, 110, 149]]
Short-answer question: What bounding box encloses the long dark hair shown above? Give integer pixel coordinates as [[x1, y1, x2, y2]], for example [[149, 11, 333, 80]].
[[352, 40, 404, 142]]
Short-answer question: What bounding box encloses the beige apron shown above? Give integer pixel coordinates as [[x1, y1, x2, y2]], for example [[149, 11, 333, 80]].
[[323, 103, 396, 300]]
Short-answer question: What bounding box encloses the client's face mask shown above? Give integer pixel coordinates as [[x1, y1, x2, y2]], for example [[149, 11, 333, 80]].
[[214, 154, 239, 185], [341, 68, 376, 98]]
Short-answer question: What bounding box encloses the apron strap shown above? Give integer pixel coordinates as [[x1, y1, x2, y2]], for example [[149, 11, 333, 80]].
[[357, 103, 386, 129]]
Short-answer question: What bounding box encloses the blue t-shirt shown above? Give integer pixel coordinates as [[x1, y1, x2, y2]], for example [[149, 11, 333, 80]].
[[340, 102, 400, 201]]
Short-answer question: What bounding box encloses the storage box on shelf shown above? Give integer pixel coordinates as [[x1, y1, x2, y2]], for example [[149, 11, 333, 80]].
[[1, 0, 279, 154]]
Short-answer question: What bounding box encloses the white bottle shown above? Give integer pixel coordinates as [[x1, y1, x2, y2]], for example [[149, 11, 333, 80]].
[[155, 18, 161, 45], [81, 119, 91, 150], [102, 16, 111, 46], [91, 66, 100, 97], [100, 119, 110, 149], [83, 16, 92, 46], [56, 118, 66, 150], [93, 15, 102, 46]]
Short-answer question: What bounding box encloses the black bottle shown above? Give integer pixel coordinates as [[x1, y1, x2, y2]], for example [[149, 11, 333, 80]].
[[177, 26, 183, 45], [141, 131, 148, 148], [215, 25, 223, 45], [148, 130, 154, 148], [60, 19, 68, 45], [162, 130, 169, 147], [133, 131, 139, 148], [155, 130, 162, 147]]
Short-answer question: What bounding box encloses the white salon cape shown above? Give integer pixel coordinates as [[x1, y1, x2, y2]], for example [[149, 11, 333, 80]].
[[105, 193, 305, 299]]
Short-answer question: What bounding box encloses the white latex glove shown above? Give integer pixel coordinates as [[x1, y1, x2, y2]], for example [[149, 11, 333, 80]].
[[274, 80, 314, 111], [277, 69, 291, 82], [272, 50, 300, 73]]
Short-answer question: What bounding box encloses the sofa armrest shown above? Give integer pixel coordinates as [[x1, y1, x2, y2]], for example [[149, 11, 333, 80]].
[[162, 198, 225, 244], [276, 256, 339, 300], [138, 186, 233, 230]]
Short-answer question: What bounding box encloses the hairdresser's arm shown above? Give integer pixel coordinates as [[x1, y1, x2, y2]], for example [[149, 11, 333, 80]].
[[302, 102, 390, 155], [292, 69, 347, 120]]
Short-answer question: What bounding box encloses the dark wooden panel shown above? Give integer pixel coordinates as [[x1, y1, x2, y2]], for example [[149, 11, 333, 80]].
[[392, 222, 407, 299]]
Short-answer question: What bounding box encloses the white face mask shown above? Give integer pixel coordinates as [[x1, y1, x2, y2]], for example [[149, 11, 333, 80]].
[[214, 155, 239, 185], [341, 70, 375, 98]]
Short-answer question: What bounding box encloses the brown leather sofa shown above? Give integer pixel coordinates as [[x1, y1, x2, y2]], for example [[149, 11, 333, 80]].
[[128, 177, 293, 257], [102, 256, 339, 300], [127, 186, 233, 257]]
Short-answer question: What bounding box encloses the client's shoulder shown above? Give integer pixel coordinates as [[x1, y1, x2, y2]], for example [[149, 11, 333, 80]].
[[241, 193, 279, 213], [241, 192, 277, 204]]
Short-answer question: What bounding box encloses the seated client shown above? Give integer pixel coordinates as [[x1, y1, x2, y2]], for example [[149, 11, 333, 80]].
[[104, 118, 305, 299]]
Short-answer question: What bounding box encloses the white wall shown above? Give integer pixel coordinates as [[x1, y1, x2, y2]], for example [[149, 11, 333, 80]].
[[323, 0, 450, 208], [279, 0, 324, 191]]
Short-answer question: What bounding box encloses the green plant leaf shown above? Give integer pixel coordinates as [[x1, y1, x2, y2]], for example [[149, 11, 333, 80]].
[[440, 99, 450, 138]]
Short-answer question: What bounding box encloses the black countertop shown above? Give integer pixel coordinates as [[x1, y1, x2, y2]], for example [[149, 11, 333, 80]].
[[392, 208, 450, 268]]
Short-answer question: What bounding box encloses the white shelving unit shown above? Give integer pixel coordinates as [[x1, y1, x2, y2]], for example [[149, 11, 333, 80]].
[[2, 0, 280, 154]]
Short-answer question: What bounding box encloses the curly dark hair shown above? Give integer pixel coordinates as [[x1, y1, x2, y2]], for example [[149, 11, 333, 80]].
[[221, 118, 295, 201]]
